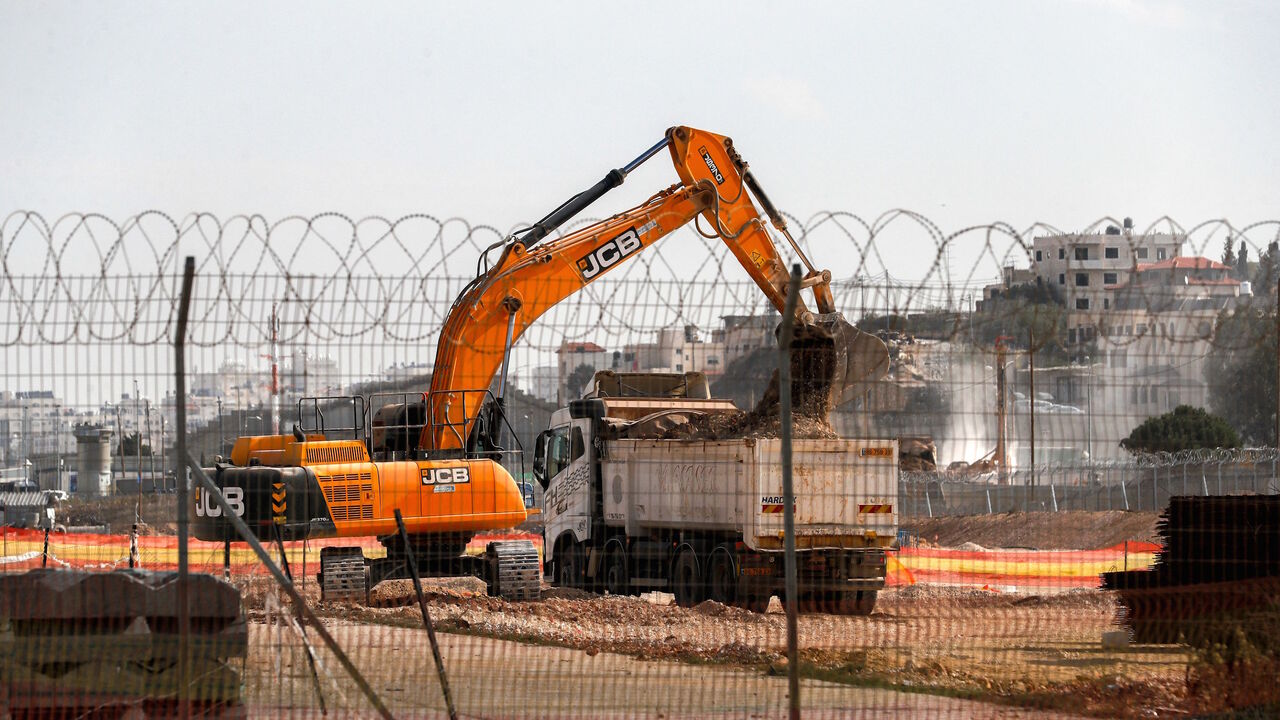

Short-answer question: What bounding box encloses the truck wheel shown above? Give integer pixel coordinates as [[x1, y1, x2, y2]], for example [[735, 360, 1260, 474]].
[[556, 543, 581, 590], [835, 590, 877, 615], [671, 548, 704, 608], [851, 590, 878, 616], [706, 547, 737, 605], [740, 592, 770, 614], [603, 545, 629, 596]]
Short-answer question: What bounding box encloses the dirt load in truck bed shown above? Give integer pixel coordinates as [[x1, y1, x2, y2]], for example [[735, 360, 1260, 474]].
[[660, 332, 839, 440]]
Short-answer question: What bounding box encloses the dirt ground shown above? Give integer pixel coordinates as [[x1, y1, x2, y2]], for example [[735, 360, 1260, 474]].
[[244, 618, 1096, 719], [903, 511, 1162, 550], [234, 576, 1190, 718]]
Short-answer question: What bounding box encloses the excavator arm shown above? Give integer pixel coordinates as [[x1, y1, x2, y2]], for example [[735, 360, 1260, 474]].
[[421, 126, 888, 452]]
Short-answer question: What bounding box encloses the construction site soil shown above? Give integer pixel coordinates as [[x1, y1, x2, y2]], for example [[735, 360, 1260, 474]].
[[236, 576, 1194, 718], [903, 511, 1162, 550]]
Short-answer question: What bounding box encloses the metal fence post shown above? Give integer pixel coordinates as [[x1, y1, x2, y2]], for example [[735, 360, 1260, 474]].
[[174, 256, 195, 720], [778, 264, 802, 720]]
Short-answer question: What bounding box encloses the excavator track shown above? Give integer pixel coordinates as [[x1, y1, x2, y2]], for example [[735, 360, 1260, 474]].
[[486, 540, 541, 601], [320, 546, 370, 603]]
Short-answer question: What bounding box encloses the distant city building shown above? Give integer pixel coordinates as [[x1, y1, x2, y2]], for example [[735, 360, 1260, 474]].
[[520, 366, 558, 403], [1031, 220, 1184, 313], [556, 342, 611, 402]]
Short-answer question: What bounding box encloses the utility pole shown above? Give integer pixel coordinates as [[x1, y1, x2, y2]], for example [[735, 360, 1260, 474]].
[[145, 401, 155, 493], [160, 413, 167, 492], [134, 380, 142, 519], [217, 396, 224, 459], [994, 336, 1012, 485], [1274, 272, 1279, 449], [1028, 328, 1036, 510]]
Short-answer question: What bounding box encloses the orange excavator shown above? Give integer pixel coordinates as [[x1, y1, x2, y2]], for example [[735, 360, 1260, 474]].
[[192, 126, 888, 601]]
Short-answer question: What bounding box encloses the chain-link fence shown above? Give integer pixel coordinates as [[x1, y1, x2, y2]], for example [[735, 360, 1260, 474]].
[[1, 210, 1278, 718]]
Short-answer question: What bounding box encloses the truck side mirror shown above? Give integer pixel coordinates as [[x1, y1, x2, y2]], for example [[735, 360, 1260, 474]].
[[532, 430, 549, 489]]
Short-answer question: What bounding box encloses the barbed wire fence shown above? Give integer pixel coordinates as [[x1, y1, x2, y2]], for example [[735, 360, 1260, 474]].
[[1, 210, 1278, 718]]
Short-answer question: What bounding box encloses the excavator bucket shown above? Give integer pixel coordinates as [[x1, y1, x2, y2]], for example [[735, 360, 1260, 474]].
[[791, 314, 891, 415]]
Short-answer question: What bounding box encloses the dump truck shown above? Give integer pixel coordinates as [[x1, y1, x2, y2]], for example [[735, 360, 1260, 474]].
[[537, 371, 898, 614]]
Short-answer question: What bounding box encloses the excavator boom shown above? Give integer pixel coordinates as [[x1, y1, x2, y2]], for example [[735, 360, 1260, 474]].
[[422, 126, 889, 452]]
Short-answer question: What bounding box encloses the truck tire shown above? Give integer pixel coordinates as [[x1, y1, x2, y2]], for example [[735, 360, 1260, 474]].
[[848, 590, 878, 616], [739, 592, 770, 614], [706, 546, 737, 605], [833, 590, 877, 615], [556, 542, 581, 590], [671, 547, 704, 608], [603, 543, 629, 596]]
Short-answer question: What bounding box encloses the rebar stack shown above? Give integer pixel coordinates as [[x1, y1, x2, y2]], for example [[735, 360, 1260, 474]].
[[1102, 495, 1280, 644]]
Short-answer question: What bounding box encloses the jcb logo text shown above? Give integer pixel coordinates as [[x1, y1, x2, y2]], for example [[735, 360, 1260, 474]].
[[422, 467, 471, 485], [195, 486, 245, 518], [577, 228, 642, 280]]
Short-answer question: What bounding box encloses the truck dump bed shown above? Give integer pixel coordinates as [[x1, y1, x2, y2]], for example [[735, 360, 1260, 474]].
[[599, 438, 897, 551]]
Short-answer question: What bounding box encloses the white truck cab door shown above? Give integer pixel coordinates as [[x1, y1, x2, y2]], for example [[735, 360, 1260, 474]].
[[540, 421, 593, 561]]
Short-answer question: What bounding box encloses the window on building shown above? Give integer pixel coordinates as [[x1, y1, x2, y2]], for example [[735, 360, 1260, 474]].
[[675, 363, 683, 371], [1074, 247, 1088, 261], [1075, 298, 1089, 310], [1035, 250, 1042, 262], [1137, 324, 1147, 335], [1103, 272, 1117, 285], [1075, 273, 1089, 287], [1136, 248, 1149, 259], [1104, 298, 1110, 309], [1105, 247, 1119, 259], [707, 357, 719, 366], [1058, 273, 1065, 285], [1058, 248, 1065, 259], [1139, 386, 1148, 403], [1068, 328, 1077, 344], [1157, 249, 1167, 260]]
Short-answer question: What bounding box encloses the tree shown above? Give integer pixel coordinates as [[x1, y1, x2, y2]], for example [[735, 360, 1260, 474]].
[[1120, 405, 1241, 454], [1253, 241, 1280, 296], [1205, 304, 1275, 445], [1222, 234, 1236, 268], [565, 363, 597, 400], [118, 431, 153, 457], [1236, 241, 1250, 281]]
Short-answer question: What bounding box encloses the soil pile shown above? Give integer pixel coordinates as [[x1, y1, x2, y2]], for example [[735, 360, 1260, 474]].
[[662, 329, 839, 440], [904, 511, 1161, 550]]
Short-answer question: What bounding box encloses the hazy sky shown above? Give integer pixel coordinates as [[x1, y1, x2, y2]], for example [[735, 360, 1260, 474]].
[[2, 1, 1276, 267]]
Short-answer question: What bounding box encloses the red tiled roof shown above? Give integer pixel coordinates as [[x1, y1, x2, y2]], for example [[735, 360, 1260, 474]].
[[559, 341, 607, 353], [1135, 256, 1230, 272]]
